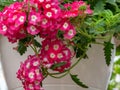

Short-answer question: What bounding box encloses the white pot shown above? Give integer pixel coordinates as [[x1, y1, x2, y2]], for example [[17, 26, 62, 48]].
[[0, 36, 115, 90]]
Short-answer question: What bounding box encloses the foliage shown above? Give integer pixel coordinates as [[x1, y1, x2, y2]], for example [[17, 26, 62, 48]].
[[104, 41, 114, 66], [108, 58, 120, 90], [70, 74, 88, 88]]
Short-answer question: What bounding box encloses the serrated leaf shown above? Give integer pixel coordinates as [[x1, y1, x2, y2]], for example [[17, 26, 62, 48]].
[[17, 41, 27, 55], [104, 41, 114, 66], [51, 62, 66, 70], [17, 37, 31, 55], [33, 39, 41, 48], [70, 74, 88, 88], [94, 0, 105, 14]]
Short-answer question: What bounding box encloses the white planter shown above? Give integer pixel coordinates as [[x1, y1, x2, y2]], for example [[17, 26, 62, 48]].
[[0, 36, 115, 90]]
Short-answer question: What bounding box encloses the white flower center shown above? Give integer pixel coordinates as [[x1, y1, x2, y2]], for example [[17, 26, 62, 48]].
[[2, 25, 7, 31], [57, 53, 63, 59], [19, 16, 25, 22], [31, 15, 37, 22], [45, 45, 49, 51], [42, 19, 48, 25], [28, 72, 34, 79], [29, 84, 34, 89], [46, 12, 52, 18], [50, 53, 55, 58], [63, 22, 68, 29], [39, 0, 44, 2], [30, 26, 36, 32], [46, 4, 51, 8], [33, 61, 39, 66], [53, 44, 59, 50], [68, 29, 73, 36]]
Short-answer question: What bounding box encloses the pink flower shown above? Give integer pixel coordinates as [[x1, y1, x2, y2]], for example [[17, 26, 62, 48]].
[[60, 20, 71, 31], [0, 23, 8, 35], [64, 26, 76, 39], [62, 47, 72, 60], [44, 10, 53, 18], [40, 16, 51, 28], [15, 13, 26, 26], [17, 55, 44, 90], [26, 69, 36, 82], [27, 24, 40, 35], [28, 11, 41, 25], [62, 1, 93, 18]]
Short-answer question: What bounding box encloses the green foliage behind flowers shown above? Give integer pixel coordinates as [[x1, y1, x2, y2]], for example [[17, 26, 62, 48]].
[[108, 58, 120, 90]]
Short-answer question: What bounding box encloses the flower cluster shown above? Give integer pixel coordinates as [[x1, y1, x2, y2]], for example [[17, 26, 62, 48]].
[[0, 0, 93, 90], [63, 1, 92, 18], [40, 37, 72, 72], [0, 2, 26, 43], [17, 55, 44, 90], [0, 0, 92, 43]]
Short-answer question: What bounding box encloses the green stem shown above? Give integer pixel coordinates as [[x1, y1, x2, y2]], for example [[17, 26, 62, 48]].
[[48, 51, 87, 78], [92, 42, 104, 45], [48, 71, 69, 79], [67, 52, 86, 71], [77, 29, 92, 39]]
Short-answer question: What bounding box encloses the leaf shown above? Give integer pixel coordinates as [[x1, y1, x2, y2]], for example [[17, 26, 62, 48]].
[[94, 0, 105, 14], [106, 0, 118, 7], [70, 74, 88, 88], [17, 37, 31, 55], [51, 62, 66, 70], [104, 41, 114, 66], [17, 41, 27, 55], [33, 39, 41, 48], [114, 64, 120, 74], [115, 58, 120, 65]]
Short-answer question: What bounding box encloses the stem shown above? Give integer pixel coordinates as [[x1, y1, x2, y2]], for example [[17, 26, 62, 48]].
[[48, 71, 69, 79], [30, 45, 38, 55], [48, 51, 87, 78], [68, 52, 86, 71], [92, 42, 104, 45]]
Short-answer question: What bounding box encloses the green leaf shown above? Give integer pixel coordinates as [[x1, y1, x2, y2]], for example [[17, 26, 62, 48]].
[[17, 37, 32, 55], [33, 39, 41, 48], [94, 0, 105, 14], [115, 58, 120, 65], [114, 64, 120, 74], [104, 41, 114, 66], [106, 0, 118, 8], [70, 74, 88, 88], [17, 41, 27, 55], [0, 0, 15, 10], [51, 62, 66, 70]]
